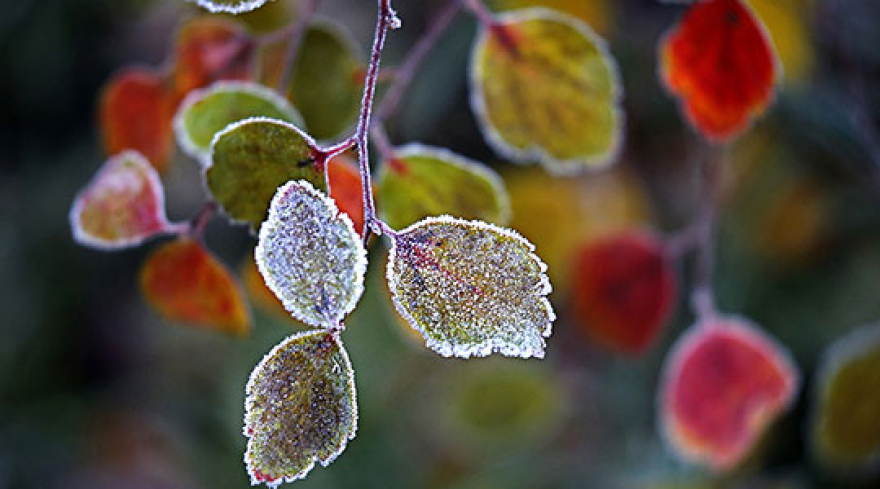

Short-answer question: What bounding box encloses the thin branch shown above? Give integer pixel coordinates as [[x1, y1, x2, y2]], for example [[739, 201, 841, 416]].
[[270, 0, 321, 94], [690, 145, 723, 322], [461, 0, 498, 28], [370, 123, 397, 162], [356, 0, 401, 244], [187, 201, 219, 240], [373, 0, 462, 124]]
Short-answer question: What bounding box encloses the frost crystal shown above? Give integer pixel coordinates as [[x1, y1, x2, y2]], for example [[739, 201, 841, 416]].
[[255, 180, 367, 328], [387, 216, 555, 359], [244, 330, 357, 487], [194, 0, 268, 15]]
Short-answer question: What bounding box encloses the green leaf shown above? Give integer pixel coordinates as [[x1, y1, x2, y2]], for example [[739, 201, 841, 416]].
[[812, 324, 880, 471], [175, 81, 304, 164], [194, 0, 268, 14], [470, 8, 623, 174], [376, 144, 511, 230], [256, 180, 367, 328], [386, 216, 555, 359], [244, 330, 357, 486], [207, 117, 325, 228], [288, 21, 364, 140]]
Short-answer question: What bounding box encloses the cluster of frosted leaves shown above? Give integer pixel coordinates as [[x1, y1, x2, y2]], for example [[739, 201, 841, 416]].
[[255, 180, 367, 328], [175, 81, 304, 163], [244, 330, 357, 487], [376, 144, 511, 230], [811, 324, 880, 472], [193, 0, 268, 14], [659, 317, 799, 471], [140, 237, 252, 336], [208, 117, 325, 229], [470, 8, 623, 174], [70, 151, 182, 250], [387, 216, 555, 359]]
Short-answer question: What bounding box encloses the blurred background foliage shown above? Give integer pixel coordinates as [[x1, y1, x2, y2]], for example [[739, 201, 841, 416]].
[[2, 0, 880, 487]]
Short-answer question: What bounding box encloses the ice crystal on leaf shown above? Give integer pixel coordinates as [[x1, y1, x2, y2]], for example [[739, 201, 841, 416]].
[[70, 151, 181, 250], [194, 0, 268, 15], [387, 216, 555, 359], [244, 330, 357, 487], [255, 180, 367, 328]]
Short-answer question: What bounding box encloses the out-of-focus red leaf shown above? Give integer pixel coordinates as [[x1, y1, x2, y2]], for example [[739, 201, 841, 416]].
[[661, 0, 777, 141], [140, 238, 251, 336], [328, 154, 365, 236], [99, 67, 175, 172], [569, 231, 676, 354]]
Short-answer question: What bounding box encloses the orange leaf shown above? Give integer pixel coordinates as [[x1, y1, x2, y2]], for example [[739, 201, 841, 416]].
[[172, 17, 255, 106], [569, 231, 676, 354], [328, 154, 365, 236], [140, 238, 251, 336], [660, 0, 778, 141], [99, 67, 174, 172]]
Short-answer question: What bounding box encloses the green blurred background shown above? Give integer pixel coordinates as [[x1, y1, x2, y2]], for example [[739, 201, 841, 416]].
[[3, 0, 880, 487]]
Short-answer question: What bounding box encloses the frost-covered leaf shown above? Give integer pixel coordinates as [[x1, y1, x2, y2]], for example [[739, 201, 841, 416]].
[[377, 144, 511, 230], [194, 0, 268, 14], [659, 317, 799, 471], [490, 0, 614, 36], [244, 330, 357, 486], [811, 324, 880, 471], [175, 81, 304, 163], [207, 117, 326, 228], [140, 237, 251, 336], [256, 180, 367, 327], [172, 17, 255, 104], [387, 216, 555, 359], [70, 151, 180, 250], [660, 0, 778, 141], [277, 21, 364, 140], [327, 154, 366, 236], [570, 231, 677, 354], [99, 67, 174, 173], [470, 8, 623, 174]]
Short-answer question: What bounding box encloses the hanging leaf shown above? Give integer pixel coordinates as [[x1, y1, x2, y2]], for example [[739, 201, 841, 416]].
[[659, 317, 799, 471], [470, 8, 623, 174], [244, 330, 357, 486], [175, 80, 304, 163], [377, 144, 511, 230], [140, 237, 251, 336], [70, 151, 180, 250], [387, 216, 555, 359], [811, 324, 880, 471], [569, 231, 677, 354], [172, 17, 255, 105], [194, 0, 269, 15], [327, 154, 366, 236], [99, 67, 174, 173], [744, 0, 815, 85], [207, 117, 326, 228], [256, 180, 367, 328], [490, 0, 614, 36], [660, 0, 778, 141]]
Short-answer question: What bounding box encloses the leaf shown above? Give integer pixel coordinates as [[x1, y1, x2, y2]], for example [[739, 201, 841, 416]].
[[70, 151, 179, 250], [244, 330, 357, 486], [255, 180, 367, 328], [140, 237, 251, 336], [659, 317, 799, 471], [489, 0, 614, 36], [470, 8, 623, 174], [172, 17, 255, 105], [241, 251, 299, 323], [569, 231, 677, 354], [175, 80, 304, 163], [376, 144, 511, 230], [744, 0, 814, 85], [660, 0, 778, 141], [194, 0, 268, 14], [327, 154, 366, 236], [387, 216, 555, 359], [207, 117, 326, 228], [811, 324, 880, 471], [99, 67, 174, 173], [266, 21, 364, 140]]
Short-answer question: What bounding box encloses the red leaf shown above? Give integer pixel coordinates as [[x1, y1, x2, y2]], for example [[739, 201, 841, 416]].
[[99, 67, 174, 172], [328, 154, 366, 237], [660, 0, 777, 141], [569, 231, 676, 354], [140, 238, 252, 336], [660, 317, 799, 470]]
